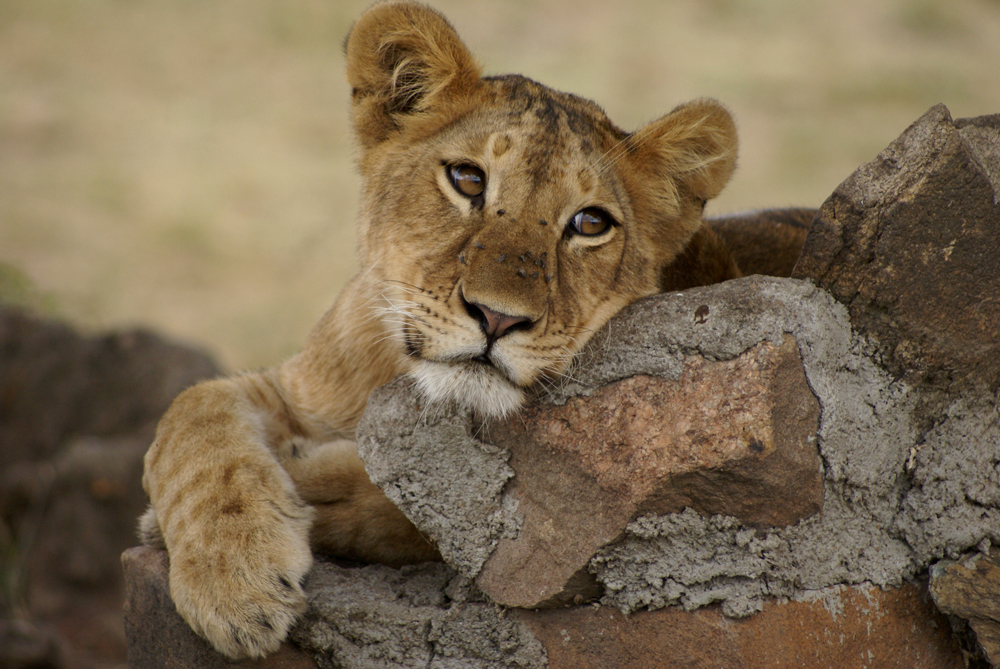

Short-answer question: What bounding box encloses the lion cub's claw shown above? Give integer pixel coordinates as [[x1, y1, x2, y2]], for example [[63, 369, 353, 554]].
[[170, 552, 311, 660]]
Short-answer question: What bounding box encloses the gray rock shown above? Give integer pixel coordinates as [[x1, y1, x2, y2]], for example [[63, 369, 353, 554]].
[[291, 560, 546, 669], [357, 383, 520, 579]]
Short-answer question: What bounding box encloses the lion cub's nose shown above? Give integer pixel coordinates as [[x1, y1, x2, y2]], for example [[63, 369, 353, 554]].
[[463, 298, 533, 339]]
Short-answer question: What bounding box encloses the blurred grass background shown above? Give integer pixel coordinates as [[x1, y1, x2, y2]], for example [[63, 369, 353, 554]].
[[2, 0, 999, 370]]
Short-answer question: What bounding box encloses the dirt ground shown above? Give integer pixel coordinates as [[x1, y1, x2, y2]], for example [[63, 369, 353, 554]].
[[2, 0, 1000, 370]]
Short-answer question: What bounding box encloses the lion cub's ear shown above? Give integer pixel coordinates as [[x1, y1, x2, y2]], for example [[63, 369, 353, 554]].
[[344, 2, 482, 149], [629, 99, 738, 214]]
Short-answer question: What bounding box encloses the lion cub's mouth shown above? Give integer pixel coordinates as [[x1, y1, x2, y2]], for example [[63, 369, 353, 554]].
[[410, 355, 526, 420]]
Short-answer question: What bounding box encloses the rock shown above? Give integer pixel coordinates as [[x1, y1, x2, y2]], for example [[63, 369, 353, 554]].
[[124, 544, 963, 669], [0, 619, 68, 669], [516, 582, 962, 669], [122, 545, 547, 669], [360, 271, 1000, 622], [791, 106, 1000, 657], [122, 546, 318, 669], [476, 335, 822, 608], [0, 306, 221, 668], [793, 105, 1000, 397], [293, 559, 546, 669], [4, 433, 151, 664], [0, 307, 219, 468], [358, 383, 520, 579], [359, 268, 1000, 632], [365, 328, 824, 610], [6, 434, 147, 589], [930, 548, 1000, 665]]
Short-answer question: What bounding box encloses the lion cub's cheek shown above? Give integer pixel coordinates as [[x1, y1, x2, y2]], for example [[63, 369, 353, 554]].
[[412, 360, 525, 419]]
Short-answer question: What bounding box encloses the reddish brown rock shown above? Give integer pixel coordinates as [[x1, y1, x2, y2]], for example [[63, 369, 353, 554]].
[[122, 546, 317, 669], [930, 548, 1000, 665], [476, 335, 821, 608], [516, 582, 963, 669], [793, 105, 1000, 393]]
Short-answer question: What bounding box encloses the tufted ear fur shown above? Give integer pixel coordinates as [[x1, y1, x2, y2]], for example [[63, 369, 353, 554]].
[[344, 2, 482, 149], [628, 98, 738, 215]]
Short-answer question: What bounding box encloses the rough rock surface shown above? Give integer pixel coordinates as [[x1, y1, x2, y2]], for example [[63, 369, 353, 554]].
[[475, 335, 822, 608], [363, 275, 997, 618], [122, 545, 963, 669], [363, 328, 824, 609], [930, 547, 1000, 665], [1, 307, 219, 668], [794, 104, 1000, 398], [352, 105, 1000, 654], [357, 386, 520, 579], [494, 336, 821, 528], [291, 558, 546, 669]]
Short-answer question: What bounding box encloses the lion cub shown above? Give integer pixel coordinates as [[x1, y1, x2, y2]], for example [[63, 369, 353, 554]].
[[140, 1, 757, 659]]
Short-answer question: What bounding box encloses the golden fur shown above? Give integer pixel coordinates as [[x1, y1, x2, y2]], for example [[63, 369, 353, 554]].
[[139, 1, 769, 659]]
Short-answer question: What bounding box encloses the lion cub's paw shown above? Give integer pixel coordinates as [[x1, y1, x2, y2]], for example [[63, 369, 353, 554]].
[[166, 509, 314, 659]]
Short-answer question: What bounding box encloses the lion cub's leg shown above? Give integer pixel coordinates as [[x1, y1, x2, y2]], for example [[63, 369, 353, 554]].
[[282, 439, 440, 566], [141, 376, 314, 660]]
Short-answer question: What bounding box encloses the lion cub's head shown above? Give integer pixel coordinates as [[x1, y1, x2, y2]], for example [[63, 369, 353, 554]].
[[344, 2, 737, 418]]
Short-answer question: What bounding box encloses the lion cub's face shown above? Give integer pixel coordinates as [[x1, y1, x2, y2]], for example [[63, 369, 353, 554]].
[[345, 3, 737, 418]]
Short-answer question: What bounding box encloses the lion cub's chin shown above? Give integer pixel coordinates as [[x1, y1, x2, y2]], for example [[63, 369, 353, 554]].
[[412, 360, 525, 420]]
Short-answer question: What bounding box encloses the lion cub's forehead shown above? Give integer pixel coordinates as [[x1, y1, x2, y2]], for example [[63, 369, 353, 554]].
[[475, 75, 625, 164], [436, 75, 628, 197]]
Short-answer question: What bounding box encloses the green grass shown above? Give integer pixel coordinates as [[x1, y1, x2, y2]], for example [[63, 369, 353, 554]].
[[2, 0, 1000, 369]]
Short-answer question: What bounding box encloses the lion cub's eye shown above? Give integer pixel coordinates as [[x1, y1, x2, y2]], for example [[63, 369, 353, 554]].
[[568, 208, 614, 236], [448, 164, 486, 199]]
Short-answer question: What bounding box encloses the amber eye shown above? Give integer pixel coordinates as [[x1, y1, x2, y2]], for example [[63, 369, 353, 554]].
[[568, 208, 614, 236], [448, 164, 486, 199]]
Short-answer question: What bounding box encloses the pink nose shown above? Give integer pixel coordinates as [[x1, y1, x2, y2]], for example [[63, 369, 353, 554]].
[[464, 300, 532, 339]]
